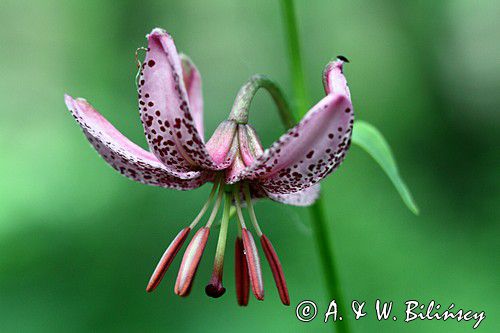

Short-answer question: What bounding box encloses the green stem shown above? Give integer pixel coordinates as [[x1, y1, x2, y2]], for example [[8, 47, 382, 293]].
[[280, 1, 351, 332], [229, 75, 294, 127], [309, 200, 350, 332], [280, 0, 309, 114]]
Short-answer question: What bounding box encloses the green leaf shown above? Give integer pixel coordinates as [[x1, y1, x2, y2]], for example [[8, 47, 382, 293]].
[[352, 120, 419, 215]]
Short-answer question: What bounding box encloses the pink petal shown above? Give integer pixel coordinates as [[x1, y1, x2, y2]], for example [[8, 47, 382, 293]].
[[230, 93, 353, 194], [265, 184, 320, 206], [65, 95, 210, 190], [225, 149, 246, 183], [180, 54, 204, 141], [323, 58, 351, 99], [224, 124, 263, 184], [138, 29, 225, 172], [238, 124, 264, 166], [205, 120, 237, 165]]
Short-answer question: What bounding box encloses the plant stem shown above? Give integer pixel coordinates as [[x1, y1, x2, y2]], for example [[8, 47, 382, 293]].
[[229, 75, 295, 127], [309, 199, 350, 332], [280, 1, 351, 332], [280, 0, 309, 115]]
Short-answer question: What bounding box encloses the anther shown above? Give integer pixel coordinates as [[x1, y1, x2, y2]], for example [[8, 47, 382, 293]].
[[235, 234, 250, 306], [174, 227, 210, 296], [146, 227, 191, 292], [260, 234, 290, 305], [241, 228, 264, 300], [146, 179, 221, 293]]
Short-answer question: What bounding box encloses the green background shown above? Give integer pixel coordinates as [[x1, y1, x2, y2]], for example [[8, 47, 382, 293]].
[[0, 0, 498, 332]]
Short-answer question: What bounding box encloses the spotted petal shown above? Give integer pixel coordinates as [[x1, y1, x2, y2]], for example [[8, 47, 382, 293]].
[[265, 184, 320, 206], [138, 28, 227, 173], [230, 93, 353, 194], [323, 58, 351, 98], [181, 54, 204, 141], [65, 95, 210, 190]]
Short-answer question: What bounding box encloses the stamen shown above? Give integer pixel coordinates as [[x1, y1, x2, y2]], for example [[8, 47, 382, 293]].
[[189, 177, 220, 229], [205, 193, 231, 298], [174, 227, 210, 297], [146, 178, 221, 293], [243, 183, 262, 236], [260, 234, 290, 306], [241, 228, 264, 300], [205, 182, 225, 228], [233, 184, 247, 229], [233, 186, 250, 305], [146, 227, 191, 292], [235, 232, 250, 306]]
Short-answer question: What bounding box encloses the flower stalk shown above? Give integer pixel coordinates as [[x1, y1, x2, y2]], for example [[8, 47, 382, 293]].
[[280, 0, 351, 332], [229, 75, 295, 128]]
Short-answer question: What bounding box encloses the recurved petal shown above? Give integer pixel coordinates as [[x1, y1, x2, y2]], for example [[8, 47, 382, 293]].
[[181, 54, 204, 141], [205, 120, 237, 165], [265, 184, 320, 206], [238, 124, 264, 166], [138, 28, 224, 173], [323, 57, 351, 99], [65, 95, 209, 190], [229, 94, 353, 194]]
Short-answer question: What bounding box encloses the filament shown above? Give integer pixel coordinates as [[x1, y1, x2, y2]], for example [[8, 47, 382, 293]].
[[189, 176, 221, 229], [243, 183, 262, 236], [233, 183, 247, 230], [205, 182, 225, 228]]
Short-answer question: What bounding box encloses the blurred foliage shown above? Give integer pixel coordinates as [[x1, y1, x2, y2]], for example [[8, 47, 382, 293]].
[[352, 120, 419, 215], [0, 0, 498, 332]]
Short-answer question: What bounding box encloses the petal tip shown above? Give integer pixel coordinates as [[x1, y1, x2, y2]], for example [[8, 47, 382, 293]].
[[147, 28, 172, 42], [148, 27, 166, 36], [336, 55, 350, 63], [64, 94, 74, 109]]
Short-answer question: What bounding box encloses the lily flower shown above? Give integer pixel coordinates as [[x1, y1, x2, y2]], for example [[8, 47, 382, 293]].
[[64, 28, 353, 306]]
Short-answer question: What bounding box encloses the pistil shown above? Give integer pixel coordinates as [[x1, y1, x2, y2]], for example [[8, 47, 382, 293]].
[[205, 193, 231, 298]]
